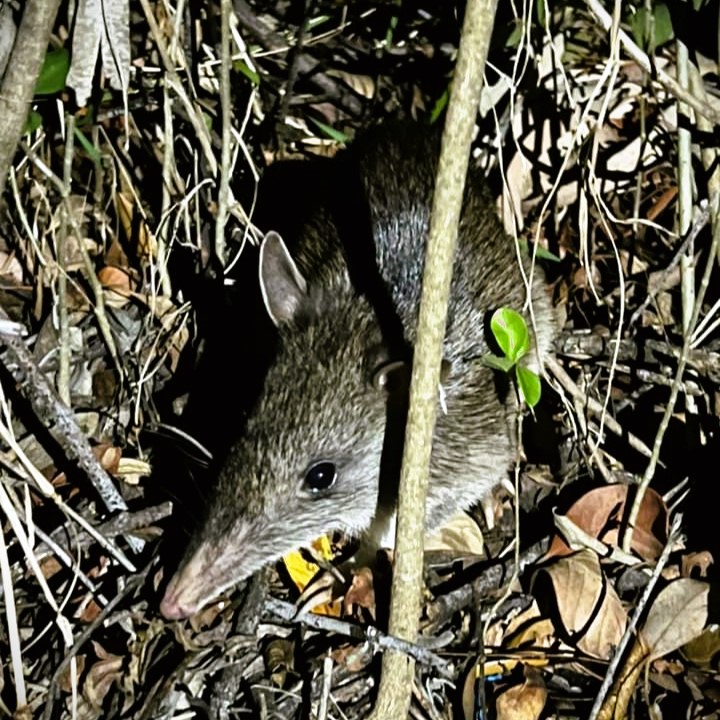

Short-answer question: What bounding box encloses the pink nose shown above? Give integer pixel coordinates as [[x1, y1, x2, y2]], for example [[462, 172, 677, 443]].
[[159, 592, 187, 620], [159, 577, 194, 620]]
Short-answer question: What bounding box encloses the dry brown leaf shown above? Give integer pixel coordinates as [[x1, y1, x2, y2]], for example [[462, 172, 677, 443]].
[[115, 189, 156, 260], [68, 237, 101, 273], [331, 643, 371, 674], [78, 597, 103, 623], [504, 149, 534, 232], [104, 238, 130, 269], [97, 265, 132, 293], [681, 625, 720, 667], [98, 265, 134, 308], [40, 555, 62, 580], [577, 579, 627, 660], [0, 250, 24, 284], [86, 555, 110, 580], [547, 485, 668, 561], [483, 598, 554, 651], [52, 444, 122, 490], [495, 666, 547, 720], [188, 598, 228, 631], [573, 263, 602, 294], [536, 549, 626, 659], [461, 662, 479, 720], [327, 70, 375, 99], [641, 579, 709, 661], [83, 642, 123, 710], [681, 550, 714, 578], [94, 443, 121, 474], [57, 654, 86, 693], [652, 290, 675, 326], [264, 637, 295, 688], [651, 657, 684, 676], [13, 706, 31, 720], [425, 511, 485, 555], [343, 567, 375, 619], [649, 667, 680, 693]]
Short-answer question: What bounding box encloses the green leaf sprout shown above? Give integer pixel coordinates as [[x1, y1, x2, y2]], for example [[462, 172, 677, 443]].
[[486, 307, 542, 408]]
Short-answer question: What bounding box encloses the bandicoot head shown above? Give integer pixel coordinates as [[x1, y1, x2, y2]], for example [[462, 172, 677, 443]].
[[160, 232, 404, 619]]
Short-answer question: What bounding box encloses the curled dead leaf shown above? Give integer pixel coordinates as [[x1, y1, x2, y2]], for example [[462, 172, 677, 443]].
[[533, 549, 626, 659], [548, 485, 668, 561], [597, 637, 648, 720], [495, 666, 547, 720], [94, 443, 121, 474]]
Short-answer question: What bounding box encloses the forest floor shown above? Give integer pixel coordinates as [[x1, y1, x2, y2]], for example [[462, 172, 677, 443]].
[[1, 1, 719, 718]]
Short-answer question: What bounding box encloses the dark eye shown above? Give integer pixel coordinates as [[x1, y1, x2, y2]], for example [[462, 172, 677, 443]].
[[304, 461, 337, 493]]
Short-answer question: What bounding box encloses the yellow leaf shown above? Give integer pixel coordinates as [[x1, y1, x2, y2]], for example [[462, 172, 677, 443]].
[[283, 535, 334, 591]]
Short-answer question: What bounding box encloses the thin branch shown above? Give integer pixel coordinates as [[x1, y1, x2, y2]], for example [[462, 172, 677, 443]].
[[264, 598, 452, 678], [369, 0, 499, 716], [0, 515, 26, 708], [215, 0, 233, 265], [0, 314, 129, 516], [57, 113, 74, 406], [0, 0, 62, 197]]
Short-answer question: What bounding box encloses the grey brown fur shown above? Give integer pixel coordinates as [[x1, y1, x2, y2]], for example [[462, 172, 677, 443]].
[[160, 125, 556, 620]]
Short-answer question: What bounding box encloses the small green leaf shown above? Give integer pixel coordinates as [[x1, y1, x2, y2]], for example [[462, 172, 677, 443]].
[[483, 354, 515, 373], [654, 4, 674, 47], [533, 244, 561, 262], [505, 21, 524, 48], [24, 110, 43, 134], [430, 88, 449, 124], [308, 118, 349, 144], [305, 14, 331, 31], [535, 0, 547, 27], [516, 366, 542, 407], [515, 239, 560, 262], [491, 308, 530, 363], [628, 7, 644, 48], [233, 60, 260, 86], [73, 126, 102, 164], [628, 3, 674, 53], [35, 48, 69, 96]]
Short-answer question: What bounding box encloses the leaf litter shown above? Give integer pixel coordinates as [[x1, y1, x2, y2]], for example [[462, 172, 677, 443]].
[[0, 0, 718, 718]]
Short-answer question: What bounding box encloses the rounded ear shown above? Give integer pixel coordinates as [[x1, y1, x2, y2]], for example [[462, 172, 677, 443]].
[[372, 360, 410, 395], [372, 358, 452, 395], [259, 231, 309, 327]]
